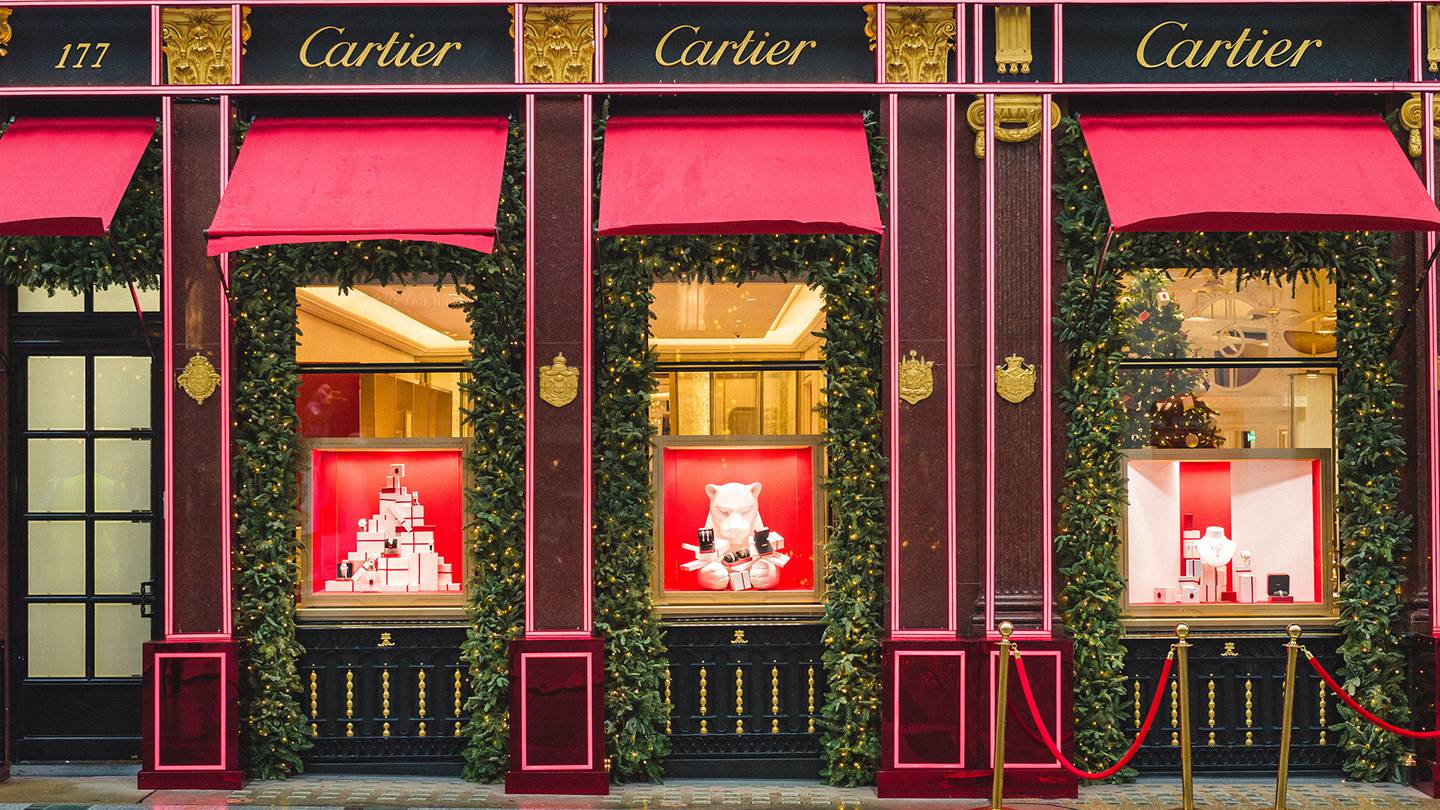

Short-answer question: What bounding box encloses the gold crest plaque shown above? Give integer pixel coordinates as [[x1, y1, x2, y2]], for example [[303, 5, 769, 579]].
[[176, 353, 221, 405], [995, 354, 1036, 404], [539, 352, 579, 408], [897, 350, 934, 405]]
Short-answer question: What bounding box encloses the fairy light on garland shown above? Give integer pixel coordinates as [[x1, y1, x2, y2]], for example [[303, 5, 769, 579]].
[[593, 109, 888, 785], [1054, 115, 1412, 781]]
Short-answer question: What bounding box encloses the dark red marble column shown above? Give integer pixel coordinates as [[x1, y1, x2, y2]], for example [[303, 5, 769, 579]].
[[138, 99, 240, 790], [505, 94, 606, 796]]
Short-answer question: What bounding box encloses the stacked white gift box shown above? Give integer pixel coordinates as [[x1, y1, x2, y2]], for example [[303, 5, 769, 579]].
[[1151, 530, 1254, 604], [323, 463, 461, 593]]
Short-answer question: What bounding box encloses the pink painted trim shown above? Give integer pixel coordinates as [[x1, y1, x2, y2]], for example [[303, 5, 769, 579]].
[[581, 92, 594, 634], [875, 3, 886, 84], [0, 0, 1426, 5], [1039, 92, 1054, 635], [161, 96, 176, 639], [971, 5, 983, 86], [1415, 2, 1425, 82], [517, 651, 595, 771], [166, 633, 231, 641], [886, 94, 900, 633], [982, 93, 996, 636], [151, 652, 228, 770], [988, 648, 1062, 769], [149, 4, 160, 84], [592, 3, 604, 82], [523, 93, 537, 635], [953, 3, 964, 83], [525, 631, 594, 640], [890, 630, 955, 641], [945, 92, 957, 634], [514, 2, 526, 82], [1053, 4, 1064, 83], [1427, 90, 1440, 637], [891, 650, 966, 769]]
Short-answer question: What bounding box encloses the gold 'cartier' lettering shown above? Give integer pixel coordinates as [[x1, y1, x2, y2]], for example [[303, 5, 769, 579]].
[[1136, 19, 1321, 71], [300, 25, 463, 69], [654, 23, 817, 68]]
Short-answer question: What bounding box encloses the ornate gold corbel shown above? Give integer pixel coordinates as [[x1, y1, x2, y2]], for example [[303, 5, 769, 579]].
[[994, 6, 1032, 75], [964, 95, 1060, 158], [513, 5, 596, 83], [0, 9, 13, 58], [864, 5, 956, 83], [995, 354, 1036, 404], [176, 353, 221, 405], [1428, 5, 1440, 73], [160, 7, 250, 85], [1401, 94, 1440, 158]]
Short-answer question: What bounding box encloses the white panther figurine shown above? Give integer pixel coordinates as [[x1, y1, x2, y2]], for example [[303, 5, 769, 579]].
[[682, 481, 789, 591]]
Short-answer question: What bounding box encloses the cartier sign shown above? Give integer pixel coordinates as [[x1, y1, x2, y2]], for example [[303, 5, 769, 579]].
[[605, 5, 873, 83], [243, 5, 511, 84], [1063, 4, 1409, 83]]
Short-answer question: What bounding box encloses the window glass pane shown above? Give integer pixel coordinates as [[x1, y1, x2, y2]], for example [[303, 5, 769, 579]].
[[298, 372, 468, 439], [674, 373, 711, 436], [762, 371, 795, 434], [94, 438, 150, 512], [18, 286, 84, 313], [92, 283, 159, 312], [1120, 367, 1334, 450], [28, 603, 86, 677], [94, 603, 148, 677], [93, 357, 151, 430], [1119, 270, 1336, 360], [27, 521, 86, 595], [28, 356, 86, 430], [28, 438, 86, 512], [296, 283, 468, 364], [712, 372, 759, 435], [94, 521, 150, 595]]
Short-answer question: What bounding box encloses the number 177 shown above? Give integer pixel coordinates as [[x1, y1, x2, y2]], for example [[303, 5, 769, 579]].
[[54, 42, 110, 69]]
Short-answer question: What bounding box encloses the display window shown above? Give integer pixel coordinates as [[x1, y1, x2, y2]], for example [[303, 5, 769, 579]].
[[648, 279, 827, 615], [294, 281, 471, 614], [1116, 270, 1338, 626]]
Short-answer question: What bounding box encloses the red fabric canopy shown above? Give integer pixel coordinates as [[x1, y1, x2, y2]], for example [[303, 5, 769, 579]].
[[598, 114, 883, 236], [207, 117, 509, 255], [1080, 113, 1440, 232], [0, 117, 154, 237]]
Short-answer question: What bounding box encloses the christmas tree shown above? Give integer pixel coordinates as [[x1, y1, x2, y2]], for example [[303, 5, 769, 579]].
[[1117, 269, 1224, 449]]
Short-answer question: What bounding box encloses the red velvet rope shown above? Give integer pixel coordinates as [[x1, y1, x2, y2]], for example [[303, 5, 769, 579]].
[[1306, 655, 1440, 739], [1012, 651, 1173, 780]]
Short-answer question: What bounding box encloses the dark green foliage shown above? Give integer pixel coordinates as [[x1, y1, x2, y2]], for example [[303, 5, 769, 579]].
[[593, 113, 887, 785], [229, 123, 526, 780], [0, 134, 162, 293], [1054, 116, 1411, 780]]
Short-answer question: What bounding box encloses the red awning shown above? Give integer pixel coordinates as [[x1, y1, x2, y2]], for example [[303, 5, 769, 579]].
[[598, 114, 883, 236], [0, 117, 155, 237], [207, 117, 509, 255], [1080, 113, 1440, 232]]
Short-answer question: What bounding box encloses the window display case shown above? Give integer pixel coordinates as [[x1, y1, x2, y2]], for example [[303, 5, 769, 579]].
[[298, 439, 467, 613], [1122, 448, 1335, 627]]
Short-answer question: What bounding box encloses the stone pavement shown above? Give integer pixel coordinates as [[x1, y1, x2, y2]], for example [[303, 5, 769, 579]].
[[0, 772, 1434, 809]]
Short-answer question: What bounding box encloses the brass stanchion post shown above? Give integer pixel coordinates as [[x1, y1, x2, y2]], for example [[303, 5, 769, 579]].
[[990, 621, 1015, 810], [1269, 625, 1303, 810], [1174, 624, 1195, 810]]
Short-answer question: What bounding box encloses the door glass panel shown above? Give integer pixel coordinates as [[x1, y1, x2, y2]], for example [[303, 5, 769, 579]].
[[28, 438, 87, 513], [94, 439, 150, 512], [28, 603, 86, 677], [93, 357, 151, 430], [93, 283, 159, 313], [27, 521, 86, 595], [94, 604, 147, 677], [94, 521, 150, 595], [17, 286, 84, 313], [28, 356, 86, 430]]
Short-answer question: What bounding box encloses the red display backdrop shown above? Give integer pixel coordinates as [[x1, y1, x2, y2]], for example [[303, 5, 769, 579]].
[[309, 447, 463, 593], [659, 444, 815, 594]]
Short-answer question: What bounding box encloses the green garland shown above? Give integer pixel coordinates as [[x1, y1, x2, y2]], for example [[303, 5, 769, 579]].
[[229, 123, 526, 780], [593, 113, 887, 785], [1054, 115, 1412, 780], [0, 133, 162, 292]]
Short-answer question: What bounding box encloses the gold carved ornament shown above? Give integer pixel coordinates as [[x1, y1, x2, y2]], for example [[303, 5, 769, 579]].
[[1400, 94, 1440, 158], [965, 95, 1061, 158], [0, 9, 12, 58], [539, 352, 579, 408], [513, 5, 596, 83], [897, 349, 934, 406], [1429, 5, 1440, 72], [994, 354, 1036, 404], [160, 6, 251, 85], [176, 353, 221, 405], [994, 6, 1032, 75], [864, 5, 956, 83]]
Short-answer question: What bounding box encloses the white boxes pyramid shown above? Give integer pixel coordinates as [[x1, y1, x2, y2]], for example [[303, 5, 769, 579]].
[[323, 463, 461, 593]]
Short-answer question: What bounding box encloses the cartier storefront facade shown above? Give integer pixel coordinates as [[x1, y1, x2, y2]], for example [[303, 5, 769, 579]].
[[4, 0, 1440, 800]]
